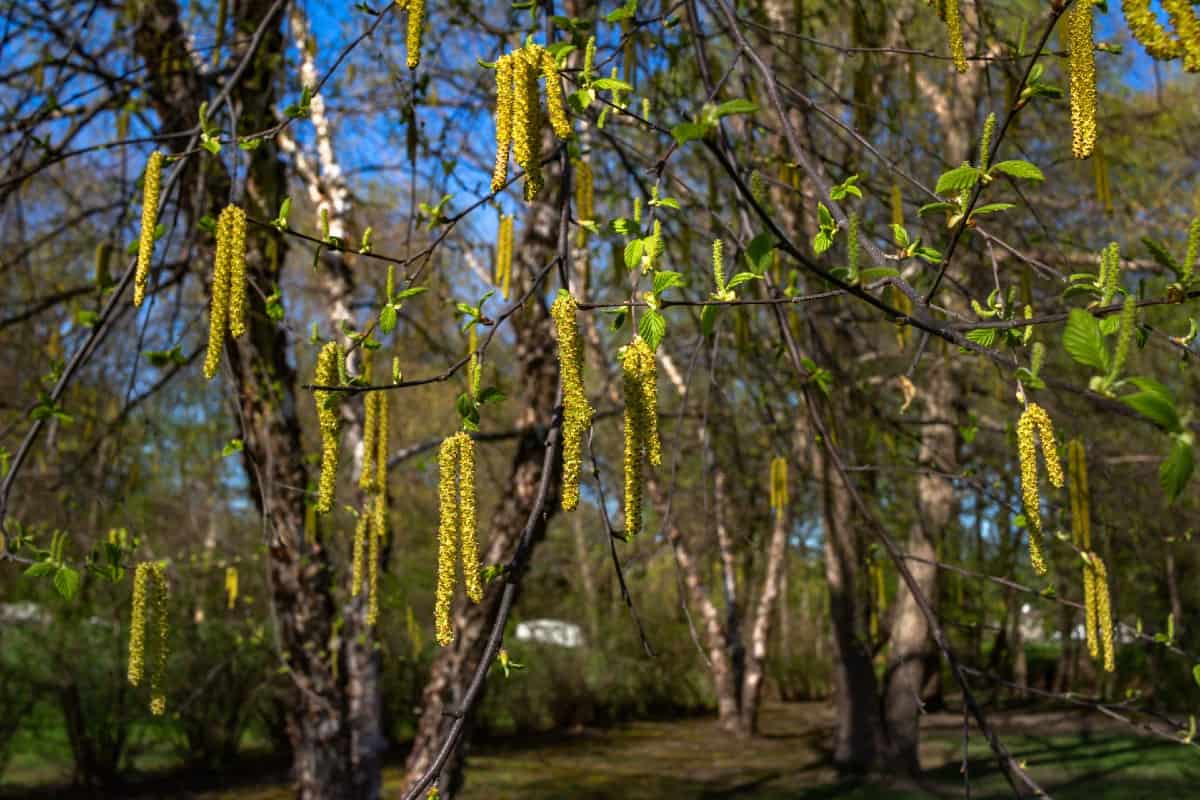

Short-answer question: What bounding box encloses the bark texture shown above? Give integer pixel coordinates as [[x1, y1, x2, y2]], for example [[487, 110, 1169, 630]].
[[883, 357, 959, 772]]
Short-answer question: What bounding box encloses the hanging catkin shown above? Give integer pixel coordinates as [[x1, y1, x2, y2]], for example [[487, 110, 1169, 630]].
[[619, 336, 660, 537], [313, 342, 342, 514], [134, 151, 163, 308], [551, 292, 594, 511], [1067, 0, 1097, 159], [203, 204, 248, 380], [490, 44, 573, 201], [944, 0, 968, 73], [769, 456, 788, 513], [495, 214, 514, 299], [405, 0, 424, 69], [127, 561, 169, 714], [434, 432, 483, 645], [1016, 402, 1064, 575]]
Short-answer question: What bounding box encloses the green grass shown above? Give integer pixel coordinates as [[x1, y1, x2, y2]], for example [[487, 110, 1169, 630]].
[[6, 701, 1198, 798]]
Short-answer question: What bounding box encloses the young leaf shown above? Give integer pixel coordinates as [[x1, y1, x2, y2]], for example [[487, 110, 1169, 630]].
[[53, 565, 81, 601], [1160, 437, 1194, 501], [988, 160, 1045, 181], [1062, 309, 1109, 372], [714, 98, 758, 117], [935, 165, 981, 194], [1122, 378, 1182, 433], [638, 309, 667, 350]]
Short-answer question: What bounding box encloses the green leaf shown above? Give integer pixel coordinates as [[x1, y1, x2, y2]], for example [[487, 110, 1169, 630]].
[[726, 271, 761, 290], [713, 99, 758, 117], [700, 304, 718, 337], [650, 196, 680, 210], [24, 561, 57, 578], [1160, 437, 1194, 501], [638, 309, 666, 350], [379, 304, 398, 334], [652, 271, 686, 294], [1123, 378, 1182, 433], [813, 230, 833, 256], [1193, 664, 1200, 689], [604, 0, 637, 23], [988, 160, 1044, 181], [891, 224, 910, 247], [477, 386, 506, 406], [53, 566, 80, 601], [965, 328, 997, 348], [1062, 309, 1109, 372], [917, 201, 956, 216], [935, 165, 981, 194], [816, 202, 834, 230], [222, 438, 244, 457], [623, 239, 644, 271], [744, 233, 774, 275], [859, 267, 901, 283], [670, 122, 709, 145], [970, 203, 1016, 217], [593, 77, 633, 92], [393, 286, 428, 301]]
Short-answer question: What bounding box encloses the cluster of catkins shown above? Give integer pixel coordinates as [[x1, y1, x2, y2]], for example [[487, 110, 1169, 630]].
[[490, 44, 572, 201], [203, 204, 249, 379], [356, 360, 391, 625], [435, 431, 482, 646], [1123, 0, 1200, 72], [619, 336, 661, 537], [1016, 402, 1064, 576], [127, 561, 170, 715]]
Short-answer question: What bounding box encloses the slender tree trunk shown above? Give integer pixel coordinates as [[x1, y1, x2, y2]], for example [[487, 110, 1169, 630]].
[[884, 357, 958, 772], [650, 478, 743, 731], [402, 187, 562, 799], [739, 500, 789, 734]]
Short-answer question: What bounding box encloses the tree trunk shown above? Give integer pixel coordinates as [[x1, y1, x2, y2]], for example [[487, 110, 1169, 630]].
[[132, 2, 360, 795], [810, 415, 883, 771], [650, 478, 743, 731], [402, 187, 562, 799], [884, 357, 959, 772], [739, 500, 789, 735]]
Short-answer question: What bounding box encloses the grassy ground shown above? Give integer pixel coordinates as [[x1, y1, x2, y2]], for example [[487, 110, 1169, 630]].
[[4, 702, 1197, 798]]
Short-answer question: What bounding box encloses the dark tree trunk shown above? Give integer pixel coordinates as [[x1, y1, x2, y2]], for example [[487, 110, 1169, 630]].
[[403, 187, 562, 798]]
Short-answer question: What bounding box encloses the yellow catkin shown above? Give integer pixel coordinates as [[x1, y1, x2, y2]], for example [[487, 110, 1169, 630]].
[[769, 456, 788, 513], [620, 336, 658, 536], [1067, 0, 1097, 159], [360, 391, 378, 493], [1017, 402, 1062, 575], [127, 562, 151, 686], [435, 435, 460, 645], [1067, 439, 1090, 550], [575, 158, 594, 248], [134, 151, 163, 308], [636, 337, 661, 467], [203, 207, 234, 380], [148, 562, 169, 715], [491, 54, 515, 194], [1092, 552, 1116, 672], [352, 508, 368, 597], [540, 48, 572, 140], [368, 494, 383, 625], [551, 293, 594, 512], [1083, 555, 1100, 659], [495, 214, 514, 299], [944, 0, 968, 73], [512, 47, 544, 201], [457, 433, 482, 603], [890, 183, 903, 227], [314, 342, 342, 514], [1123, 0, 1187, 60], [1164, 0, 1200, 72], [225, 566, 238, 610], [405, 0, 423, 69], [224, 205, 248, 339]]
